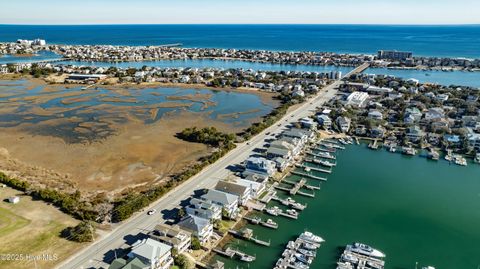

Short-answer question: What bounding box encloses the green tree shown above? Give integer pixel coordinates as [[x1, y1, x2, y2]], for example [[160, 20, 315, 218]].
[[61, 220, 95, 242], [191, 236, 201, 250]]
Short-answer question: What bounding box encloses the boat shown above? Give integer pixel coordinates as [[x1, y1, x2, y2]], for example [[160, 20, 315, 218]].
[[453, 155, 467, 166], [238, 253, 255, 262], [293, 261, 310, 269], [249, 216, 261, 224], [427, 150, 440, 161], [402, 147, 416, 156], [295, 253, 313, 265], [422, 266, 435, 269], [338, 138, 348, 145], [317, 151, 334, 159], [263, 218, 278, 229], [286, 209, 298, 218], [317, 159, 335, 167], [347, 243, 386, 259], [298, 248, 316, 257], [336, 261, 354, 269], [474, 153, 480, 164], [304, 167, 311, 172], [302, 242, 319, 250], [445, 154, 453, 162], [286, 241, 296, 249], [266, 206, 280, 216], [388, 145, 396, 153], [340, 253, 359, 263], [299, 231, 325, 244]]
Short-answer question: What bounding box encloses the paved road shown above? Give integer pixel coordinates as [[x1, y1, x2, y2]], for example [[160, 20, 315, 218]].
[[57, 64, 368, 269]]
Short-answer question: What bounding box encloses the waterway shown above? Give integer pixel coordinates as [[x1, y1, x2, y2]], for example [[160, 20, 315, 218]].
[[215, 144, 480, 269], [54, 59, 354, 73], [367, 67, 480, 88], [0, 50, 61, 64]]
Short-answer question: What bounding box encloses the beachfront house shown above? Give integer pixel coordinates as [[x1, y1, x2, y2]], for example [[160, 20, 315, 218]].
[[127, 238, 173, 269], [149, 224, 191, 254], [177, 215, 214, 243], [214, 180, 252, 206], [186, 198, 222, 220], [234, 178, 265, 198], [243, 157, 277, 178], [201, 189, 239, 219]]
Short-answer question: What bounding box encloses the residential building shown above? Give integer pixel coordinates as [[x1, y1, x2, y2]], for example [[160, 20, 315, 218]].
[[316, 114, 332, 129], [346, 91, 369, 107], [377, 50, 413, 61], [177, 215, 213, 243], [368, 110, 383, 120], [406, 126, 425, 143], [201, 189, 239, 219], [186, 198, 222, 220], [127, 238, 173, 269], [149, 224, 191, 254], [243, 157, 277, 177], [215, 180, 252, 206], [108, 257, 149, 269], [336, 117, 351, 133]]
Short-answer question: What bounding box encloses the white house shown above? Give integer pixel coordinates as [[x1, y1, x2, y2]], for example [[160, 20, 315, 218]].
[[128, 238, 173, 269]]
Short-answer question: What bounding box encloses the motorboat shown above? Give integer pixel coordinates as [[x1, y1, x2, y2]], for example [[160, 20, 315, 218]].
[[347, 243, 386, 259], [302, 242, 319, 250], [300, 231, 325, 244], [295, 253, 312, 265], [298, 248, 316, 257]]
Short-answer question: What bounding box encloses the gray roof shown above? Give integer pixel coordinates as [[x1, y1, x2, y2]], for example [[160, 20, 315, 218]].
[[215, 180, 248, 197], [108, 257, 148, 269], [202, 189, 239, 205], [178, 215, 210, 233]]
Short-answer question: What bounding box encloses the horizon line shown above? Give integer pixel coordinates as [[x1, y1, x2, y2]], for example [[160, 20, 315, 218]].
[[1, 23, 480, 26]]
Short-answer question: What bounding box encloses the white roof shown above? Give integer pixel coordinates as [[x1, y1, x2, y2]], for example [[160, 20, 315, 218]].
[[130, 238, 171, 262]]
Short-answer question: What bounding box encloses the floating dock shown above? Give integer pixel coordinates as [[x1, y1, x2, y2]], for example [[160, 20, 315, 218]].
[[296, 163, 332, 174], [228, 229, 271, 246], [291, 171, 327, 181]]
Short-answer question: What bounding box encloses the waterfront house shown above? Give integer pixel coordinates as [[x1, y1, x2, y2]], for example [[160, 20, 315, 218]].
[[234, 178, 265, 198], [316, 114, 332, 129], [299, 117, 317, 129], [214, 180, 252, 206], [201, 189, 239, 219], [177, 215, 213, 244], [466, 128, 480, 151], [127, 238, 173, 269], [444, 134, 462, 147], [266, 147, 292, 163], [336, 117, 351, 133], [65, 73, 107, 84], [108, 257, 149, 269], [186, 198, 222, 220], [406, 126, 425, 143], [149, 224, 191, 254], [404, 107, 422, 123], [243, 157, 277, 178], [243, 173, 269, 186], [370, 126, 386, 139]]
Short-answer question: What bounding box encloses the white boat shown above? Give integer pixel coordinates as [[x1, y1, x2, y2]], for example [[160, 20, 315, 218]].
[[286, 241, 296, 249], [302, 242, 319, 250], [293, 261, 310, 269], [266, 206, 280, 216], [263, 218, 278, 229], [298, 248, 316, 257], [340, 253, 358, 263], [300, 231, 325, 244], [475, 153, 480, 164], [336, 261, 354, 269], [239, 253, 255, 262], [295, 253, 312, 265], [422, 266, 435, 269], [304, 167, 311, 172], [453, 155, 467, 166], [286, 209, 298, 218], [347, 243, 386, 259]]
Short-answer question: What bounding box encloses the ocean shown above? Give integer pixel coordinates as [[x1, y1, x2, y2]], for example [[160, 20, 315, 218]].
[[1, 24, 480, 58]]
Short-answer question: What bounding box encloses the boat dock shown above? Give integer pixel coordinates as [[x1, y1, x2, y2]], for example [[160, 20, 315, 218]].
[[243, 216, 279, 229], [213, 247, 256, 262], [337, 245, 385, 269], [296, 163, 332, 174], [284, 179, 320, 190], [274, 179, 315, 198], [228, 229, 271, 246], [274, 232, 323, 269], [271, 195, 308, 210], [318, 142, 345, 150], [306, 151, 336, 160], [291, 171, 327, 181]]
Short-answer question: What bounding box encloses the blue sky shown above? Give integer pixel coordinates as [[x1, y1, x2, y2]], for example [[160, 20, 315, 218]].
[[1, 0, 479, 25]]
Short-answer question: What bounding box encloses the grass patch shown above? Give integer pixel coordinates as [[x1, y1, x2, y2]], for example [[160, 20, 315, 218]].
[[0, 207, 30, 237]]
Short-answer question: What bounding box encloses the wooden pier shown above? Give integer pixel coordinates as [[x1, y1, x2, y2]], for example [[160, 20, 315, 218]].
[[296, 163, 332, 174], [243, 216, 278, 229], [306, 151, 336, 159], [228, 229, 271, 246], [291, 171, 327, 181]]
